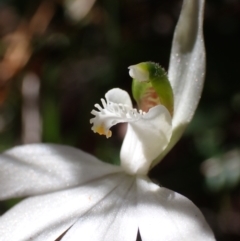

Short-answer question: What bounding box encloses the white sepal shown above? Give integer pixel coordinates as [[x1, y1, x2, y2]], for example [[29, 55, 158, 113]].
[[0, 144, 122, 200], [136, 177, 215, 241], [0, 173, 126, 241], [62, 174, 137, 241], [158, 0, 206, 163]]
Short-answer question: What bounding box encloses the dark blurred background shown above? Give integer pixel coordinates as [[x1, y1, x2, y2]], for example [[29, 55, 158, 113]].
[[0, 0, 240, 240]]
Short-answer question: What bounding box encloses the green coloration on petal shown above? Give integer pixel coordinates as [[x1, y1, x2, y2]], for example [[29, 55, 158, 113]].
[[129, 62, 174, 116]]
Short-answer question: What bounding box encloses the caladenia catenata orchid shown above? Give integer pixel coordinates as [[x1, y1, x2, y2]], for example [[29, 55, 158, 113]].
[[90, 62, 173, 176], [0, 0, 216, 240]]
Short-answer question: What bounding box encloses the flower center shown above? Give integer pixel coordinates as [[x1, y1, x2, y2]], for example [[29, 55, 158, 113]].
[[139, 86, 161, 112]]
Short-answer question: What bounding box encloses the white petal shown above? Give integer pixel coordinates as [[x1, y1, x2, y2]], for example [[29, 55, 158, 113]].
[[161, 0, 206, 160], [90, 88, 135, 138], [105, 88, 133, 107], [0, 173, 126, 241], [62, 174, 137, 241], [90, 89, 172, 174], [91, 88, 149, 139], [121, 105, 172, 175], [136, 177, 215, 241], [0, 144, 122, 200]]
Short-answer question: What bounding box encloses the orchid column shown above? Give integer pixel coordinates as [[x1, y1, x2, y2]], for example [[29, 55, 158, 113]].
[[0, 0, 216, 240]]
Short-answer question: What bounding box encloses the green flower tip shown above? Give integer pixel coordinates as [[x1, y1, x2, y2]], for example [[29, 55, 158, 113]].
[[128, 63, 150, 82], [128, 62, 167, 82], [129, 62, 174, 116]]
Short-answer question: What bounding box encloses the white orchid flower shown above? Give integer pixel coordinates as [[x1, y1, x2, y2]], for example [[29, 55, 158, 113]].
[[0, 0, 215, 240]]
